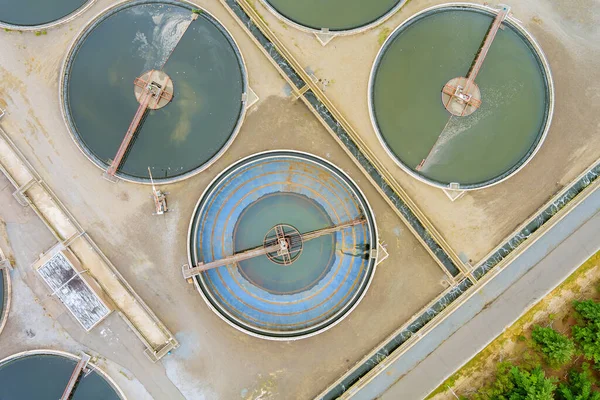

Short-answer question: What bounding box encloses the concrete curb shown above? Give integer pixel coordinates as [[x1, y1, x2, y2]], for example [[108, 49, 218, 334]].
[[0, 268, 11, 338]]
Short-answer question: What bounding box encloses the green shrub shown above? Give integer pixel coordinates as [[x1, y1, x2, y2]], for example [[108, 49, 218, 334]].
[[472, 363, 555, 400], [573, 300, 600, 363], [557, 363, 600, 400], [531, 326, 575, 368]]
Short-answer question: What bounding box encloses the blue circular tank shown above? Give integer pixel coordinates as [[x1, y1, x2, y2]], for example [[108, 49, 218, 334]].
[[188, 151, 377, 339]]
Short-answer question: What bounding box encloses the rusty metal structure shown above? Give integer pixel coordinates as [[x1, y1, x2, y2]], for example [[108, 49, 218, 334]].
[[104, 13, 199, 180], [416, 5, 511, 171], [60, 352, 91, 400], [183, 218, 365, 280], [148, 167, 168, 215]]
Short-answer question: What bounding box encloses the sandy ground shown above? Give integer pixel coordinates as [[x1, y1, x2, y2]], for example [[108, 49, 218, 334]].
[[251, 0, 600, 264], [0, 0, 449, 398]]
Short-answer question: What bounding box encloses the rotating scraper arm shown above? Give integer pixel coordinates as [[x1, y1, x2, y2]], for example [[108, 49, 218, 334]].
[[182, 218, 366, 279], [105, 13, 198, 178]]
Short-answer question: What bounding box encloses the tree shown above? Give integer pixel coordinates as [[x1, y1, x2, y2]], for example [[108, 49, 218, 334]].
[[473, 363, 555, 400], [572, 300, 600, 363], [557, 363, 600, 400], [531, 326, 575, 368]]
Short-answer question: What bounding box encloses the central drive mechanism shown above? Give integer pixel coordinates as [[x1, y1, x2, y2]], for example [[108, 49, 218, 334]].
[[263, 224, 303, 265], [133, 70, 174, 110], [441, 77, 481, 117]]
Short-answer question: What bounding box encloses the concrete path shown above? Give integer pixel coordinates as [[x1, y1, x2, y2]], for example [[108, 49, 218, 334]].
[[352, 185, 600, 400]]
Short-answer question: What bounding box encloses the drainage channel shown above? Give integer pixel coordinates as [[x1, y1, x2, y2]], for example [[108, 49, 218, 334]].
[[221, 0, 461, 278], [474, 161, 600, 279], [322, 278, 473, 399]]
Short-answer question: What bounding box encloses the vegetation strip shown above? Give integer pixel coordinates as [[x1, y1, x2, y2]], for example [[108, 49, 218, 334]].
[[430, 251, 600, 400]]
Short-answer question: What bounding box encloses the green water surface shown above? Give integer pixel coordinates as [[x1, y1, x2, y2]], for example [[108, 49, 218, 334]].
[[372, 9, 548, 186], [0, 0, 88, 26], [233, 193, 335, 294], [0, 355, 121, 399], [66, 2, 244, 180], [265, 0, 401, 31]]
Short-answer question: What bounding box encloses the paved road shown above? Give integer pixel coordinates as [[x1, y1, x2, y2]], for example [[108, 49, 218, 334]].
[[352, 185, 600, 400]]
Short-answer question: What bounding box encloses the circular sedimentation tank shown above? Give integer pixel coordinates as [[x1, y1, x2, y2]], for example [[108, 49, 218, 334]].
[[0, 0, 93, 29], [260, 0, 404, 33], [188, 151, 377, 340], [369, 4, 553, 190], [61, 0, 247, 183], [0, 351, 124, 399]]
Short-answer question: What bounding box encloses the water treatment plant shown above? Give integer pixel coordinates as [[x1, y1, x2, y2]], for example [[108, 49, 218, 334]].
[[259, 0, 404, 33], [1, 0, 599, 399], [186, 151, 377, 339]]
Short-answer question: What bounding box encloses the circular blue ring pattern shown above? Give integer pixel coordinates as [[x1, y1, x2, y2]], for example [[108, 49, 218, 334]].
[[189, 151, 377, 339]]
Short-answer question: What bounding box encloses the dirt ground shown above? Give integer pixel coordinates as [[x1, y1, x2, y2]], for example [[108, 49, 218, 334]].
[[251, 0, 600, 264], [430, 252, 600, 400], [0, 0, 452, 398]]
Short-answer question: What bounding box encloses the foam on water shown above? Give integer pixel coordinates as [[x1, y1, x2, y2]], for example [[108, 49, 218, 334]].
[[132, 8, 190, 71], [420, 79, 522, 172]]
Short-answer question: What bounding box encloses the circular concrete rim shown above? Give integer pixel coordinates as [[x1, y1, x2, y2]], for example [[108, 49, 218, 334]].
[[0, 0, 96, 31], [187, 150, 379, 341], [0, 349, 127, 399], [59, 0, 249, 185], [0, 269, 11, 338], [368, 2, 555, 191], [258, 0, 408, 35]]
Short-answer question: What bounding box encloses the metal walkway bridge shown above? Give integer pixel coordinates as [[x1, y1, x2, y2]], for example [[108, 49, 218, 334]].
[[183, 219, 365, 279], [418, 5, 511, 170], [105, 13, 198, 179], [60, 352, 91, 400]]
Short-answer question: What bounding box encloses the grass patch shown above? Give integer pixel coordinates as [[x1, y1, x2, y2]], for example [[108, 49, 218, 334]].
[[378, 27, 391, 45]]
